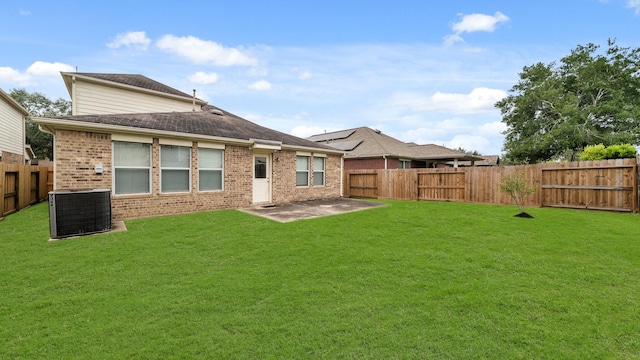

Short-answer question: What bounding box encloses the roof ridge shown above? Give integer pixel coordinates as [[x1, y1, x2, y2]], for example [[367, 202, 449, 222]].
[[62, 72, 203, 101]]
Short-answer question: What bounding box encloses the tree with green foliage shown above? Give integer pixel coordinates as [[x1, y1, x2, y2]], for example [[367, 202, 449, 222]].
[[499, 172, 536, 217], [9, 89, 71, 160], [496, 40, 640, 164], [455, 147, 482, 156]]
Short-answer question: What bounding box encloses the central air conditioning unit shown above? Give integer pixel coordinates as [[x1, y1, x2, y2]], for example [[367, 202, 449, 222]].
[[48, 189, 112, 239]]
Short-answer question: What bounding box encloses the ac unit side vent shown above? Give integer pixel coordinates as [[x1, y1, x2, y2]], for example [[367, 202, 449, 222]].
[[49, 189, 112, 239]]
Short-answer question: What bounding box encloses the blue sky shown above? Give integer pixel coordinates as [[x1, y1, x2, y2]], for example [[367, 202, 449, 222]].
[[1, 0, 639, 155]]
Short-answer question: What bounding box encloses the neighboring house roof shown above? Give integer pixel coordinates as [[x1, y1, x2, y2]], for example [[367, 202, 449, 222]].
[[309, 126, 482, 161], [34, 105, 341, 153], [0, 88, 30, 116], [61, 72, 207, 105], [451, 155, 501, 167]]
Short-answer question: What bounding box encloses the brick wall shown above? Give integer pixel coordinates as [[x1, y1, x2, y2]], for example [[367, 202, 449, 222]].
[[1, 150, 25, 164], [345, 157, 389, 170], [55, 129, 341, 220], [55, 130, 112, 190], [272, 151, 342, 203], [344, 157, 431, 170]]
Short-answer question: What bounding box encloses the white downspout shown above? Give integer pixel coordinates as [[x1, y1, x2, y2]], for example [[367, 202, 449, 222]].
[[383, 155, 388, 169], [340, 155, 344, 197], [453, 158, 459, 168]]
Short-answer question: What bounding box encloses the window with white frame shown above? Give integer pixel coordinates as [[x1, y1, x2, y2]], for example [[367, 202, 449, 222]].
[[113, 141, 151, 195], [198, 148, 223, 191], [400, 159, 411, 169], [313, 156, 325, 186], [296, 155, 309, 186], [161, 145, 191, 193]]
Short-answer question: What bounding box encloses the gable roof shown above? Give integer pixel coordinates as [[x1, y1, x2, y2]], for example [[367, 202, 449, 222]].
[[61, 72, 207, 105], [310, 126, 482, 161], [34, 105, 341, 153], [0, 88, 30, 116]]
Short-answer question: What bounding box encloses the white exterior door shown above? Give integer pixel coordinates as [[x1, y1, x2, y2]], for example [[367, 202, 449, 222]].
[[252, 154, 271, 203]]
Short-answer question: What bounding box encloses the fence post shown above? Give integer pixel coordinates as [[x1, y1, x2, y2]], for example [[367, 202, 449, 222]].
[[0, 163, 4, 217], [636, 155, 639, 213]]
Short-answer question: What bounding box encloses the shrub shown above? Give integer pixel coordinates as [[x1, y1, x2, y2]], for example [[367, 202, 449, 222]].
[[499, 172, 536, 216], [579, 144, 606, 160], [579, 144, 636, 160], [603, 144, 636, 159]]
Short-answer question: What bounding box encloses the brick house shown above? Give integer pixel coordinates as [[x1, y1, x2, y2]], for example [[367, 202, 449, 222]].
[[308, 127, 482, 169], [0, 88, 29, 164], [33, 73, 343, 220]]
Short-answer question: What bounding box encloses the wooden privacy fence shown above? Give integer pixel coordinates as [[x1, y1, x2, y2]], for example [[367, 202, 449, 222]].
[[344, 158, 638, 213], [0, 163, 52, 218]]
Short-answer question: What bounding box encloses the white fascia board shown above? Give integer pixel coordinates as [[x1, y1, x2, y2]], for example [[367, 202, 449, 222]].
[[282, 144, 345, 156]]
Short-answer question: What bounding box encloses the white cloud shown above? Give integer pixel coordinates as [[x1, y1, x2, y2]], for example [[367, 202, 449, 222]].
[[478, 121, 508, 136], [391, 87, 506, 114], [0, 67, 31, 85], [156, 35, 257, 66], [188, 71, 219, 84], [248, 80, 272, 91], [444, 12, 509, 45], [629, 0, 640, 13], [107, 31, 151, 50], [291, 125, 341, 138], [443, 34, 464, 47], [0, 61, 74, 88], [447, 134, 491, 153], [26, 61, 74, 76], [453, 12, 509, 33], [19, 9, 30, 16], [395, 118, 505, 155]]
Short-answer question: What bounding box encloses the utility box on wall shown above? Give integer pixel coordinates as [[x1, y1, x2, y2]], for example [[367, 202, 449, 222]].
[[48, 189, 112, 239]]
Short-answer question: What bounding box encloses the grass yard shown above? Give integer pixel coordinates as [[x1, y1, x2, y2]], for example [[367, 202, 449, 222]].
[[1, 200, 639, 359]]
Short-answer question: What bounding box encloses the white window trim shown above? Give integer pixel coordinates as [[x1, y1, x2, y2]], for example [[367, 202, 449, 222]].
[[160, 144, 192, 194], [296, 155, 310, 187], [159, 138, 193, 147], [112, 140, 152, 196], [111, 133, 153, 144], [198, 147, 224, 192], [197, 142, 225, 150], [313, 156, 325, 186]]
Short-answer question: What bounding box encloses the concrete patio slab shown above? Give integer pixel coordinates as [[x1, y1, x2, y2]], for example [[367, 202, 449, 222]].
[[239, 198, 386, 223]]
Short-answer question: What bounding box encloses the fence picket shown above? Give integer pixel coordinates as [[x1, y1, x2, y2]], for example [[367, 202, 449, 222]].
[[0, 163, 53, 218], [344, 158, 638, 212]]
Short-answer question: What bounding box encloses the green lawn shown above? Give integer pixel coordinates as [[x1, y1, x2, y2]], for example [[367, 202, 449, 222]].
[[1, 200, 639, 359]]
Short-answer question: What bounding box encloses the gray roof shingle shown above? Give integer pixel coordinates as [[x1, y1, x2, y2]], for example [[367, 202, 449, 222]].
[[63, 72, 198, 100], [310, 126, 482, 161], [51, 105, 337, 151]]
